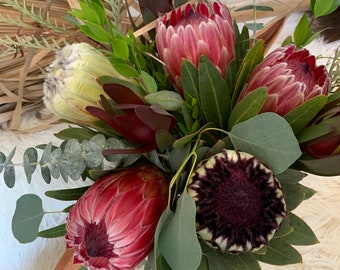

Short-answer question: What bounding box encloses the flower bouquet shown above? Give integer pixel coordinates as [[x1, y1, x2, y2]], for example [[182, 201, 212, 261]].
[[1, 0, 340, 269]]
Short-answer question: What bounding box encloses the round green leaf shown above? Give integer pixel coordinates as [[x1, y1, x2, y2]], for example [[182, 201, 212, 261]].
[[145, 90, 183, 111], [4, 161, 15, 188], [12, 194, 44, 243], [229, 113, 302, 174]]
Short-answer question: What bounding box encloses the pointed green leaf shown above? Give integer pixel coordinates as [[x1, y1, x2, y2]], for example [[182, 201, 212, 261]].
[[41, 166, 51, 184], [284, 212, 319, 245], [200, 243, 261, 270], [112, 39, 129, 60], [273, 217, 294, 238], [231, 40, 264, 106], [54, 127, 96, 142], [12, 194, 44, 243], [198, 56, 230, 129], [229, 113, 301, 174], [45, 186, 89, 201], [297, 124, 332, 143], [284, 95, 327, 134], [296, 154, 340, 176], [37, 223, 66, 238], [158, 191, 201, 270], [228, 87, 268, 129], [276, 169, 305, 184], [280, 183, 305, 211], [293, 14, 309, 47], [182, 59, 199, 100], [255, 238, 302, 265], [141, 70, 157, 93]]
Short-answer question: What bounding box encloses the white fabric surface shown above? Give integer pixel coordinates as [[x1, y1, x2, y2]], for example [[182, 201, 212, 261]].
[[0, 12, 339, 270]]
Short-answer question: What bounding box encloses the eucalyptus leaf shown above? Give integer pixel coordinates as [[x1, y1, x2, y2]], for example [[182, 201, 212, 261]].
[[60, 139, 85, 180], [41, 166, 51, 184], [229, 113, 301, 174], [198, 55, 230, 129], [284, 212, 319, 245], [4, 161, 15, 188], [23, 147, 38, 183], [145, 90, 183, 111], [228, 87, 267, 129], [12, 194, 44, 243], [158, 192, 201, 270], [38, 223, 66, 238], [82, 140, 104, 168], [49, 148, 62, 179], [255, 238, 302, 265], [0, 151, 5, 173]]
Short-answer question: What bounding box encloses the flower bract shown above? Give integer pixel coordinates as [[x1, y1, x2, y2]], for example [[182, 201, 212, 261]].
[[187, 149, 286, 253], [156, 1, 235, 94], [65, 163, 169, 270], [238, 44, 331, 116]]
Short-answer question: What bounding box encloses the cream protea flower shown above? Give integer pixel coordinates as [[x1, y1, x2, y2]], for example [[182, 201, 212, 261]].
[[43, 42, 133, 125], [187, 149, 286, 253], [155, 1, 235, 94], [65, 163, 169, 270], [238, 44, 331, 116]]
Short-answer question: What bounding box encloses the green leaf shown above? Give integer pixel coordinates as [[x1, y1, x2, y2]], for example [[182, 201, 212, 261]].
[[228, 87, 268, 129], [293, 14, 309, 47], [273, 217, 294, 238], [301, 184, 317, 200], [23, 147, 38, 183], [198, 55, 231, 129], [112, 63, 140, 78], [296, 154, 340, 176], [4, 161, 15, 188], [141, 70, 157, 93], [38, 223, 66, 238], [297, 124, 332, 143], [112, 39, 129, 60], [245, 22, 264, 31], [255, 238, 302, 265], [60, 139, 85, 180], [145, 90, 183, 111], [82, 140, 104, 168], [276, 169, 306, 184], [312, 0, 338, 17], [45, 186, 89, 201], [284, 95, 327, 134], [54, 127, 96, 142], [200, 243, 261, 270], [235, 5, 274, 11], [284, 212, 319, 245], [0, 151, 5, 173], [79, 24, 111, 43], [231, 40, 264, 106], [229, 113, 302, 174], [158, 191, 201, 270], [280, 183, 305, 211], [182, 59, 199, 101], [12, 194, 44, 243]]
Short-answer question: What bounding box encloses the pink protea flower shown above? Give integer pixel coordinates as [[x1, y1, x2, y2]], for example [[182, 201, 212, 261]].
[[65, 164, 169, 270], [156, 1, 235, 94], [238, 44, 331, 116]]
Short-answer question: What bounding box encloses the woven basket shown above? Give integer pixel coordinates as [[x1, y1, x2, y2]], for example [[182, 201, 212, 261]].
[[0, 0, 309, 132]]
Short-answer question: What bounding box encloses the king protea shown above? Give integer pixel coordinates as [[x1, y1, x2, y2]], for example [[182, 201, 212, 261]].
[[65, 163, 169, 270], [156, 1, 235, 94]]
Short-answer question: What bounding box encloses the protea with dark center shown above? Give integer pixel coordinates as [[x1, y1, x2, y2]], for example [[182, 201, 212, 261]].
[[238, 44, 331, 116], [187, 149, 286, 253], [156, 1, 235, 94], [65, 163, 169, 270]]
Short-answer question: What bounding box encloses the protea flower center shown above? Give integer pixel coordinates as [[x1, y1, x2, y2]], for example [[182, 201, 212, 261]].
[[187, 149, 286, 253], [85, 222, 113, 258]]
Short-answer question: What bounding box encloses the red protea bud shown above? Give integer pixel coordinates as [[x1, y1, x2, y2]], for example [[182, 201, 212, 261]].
[[188, 149, 286, 253], [156, 1, 235, 94], [65, 164, 169, 270], [238, 45, 331, 116]]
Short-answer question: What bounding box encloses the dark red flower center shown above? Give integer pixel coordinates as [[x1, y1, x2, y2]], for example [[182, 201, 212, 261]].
[[85, 222, 114, 258]]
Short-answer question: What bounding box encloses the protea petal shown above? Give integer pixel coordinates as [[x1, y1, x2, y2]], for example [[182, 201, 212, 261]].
[[238, 44, 331, 116], [66, 164, 169, 270], [156, 1, 235, 94]]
